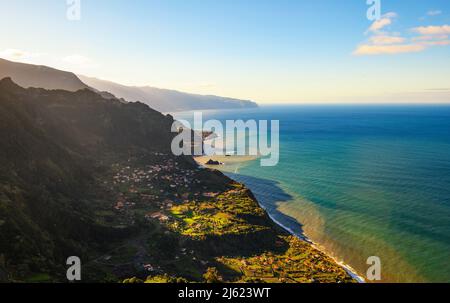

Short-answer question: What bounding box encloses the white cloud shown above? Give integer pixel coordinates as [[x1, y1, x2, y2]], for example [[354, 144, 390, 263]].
[[0, 49, 42, 62], [412, 25, 450, 35], [383, 12, 398, 19], [353, 44, 426, 56], [369, 35, 405, 45], [355, 13, 450, 56], [368, 18, 392, 32], [409, 25, 450, 48], [0, 49, 98, 74], [367, 12, 398, 33], [412, 35, 448, 41], [427, 10, 442, 16]]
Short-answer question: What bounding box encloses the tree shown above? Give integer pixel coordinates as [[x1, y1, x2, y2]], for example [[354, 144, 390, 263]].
[[203, 267, 223, 283]]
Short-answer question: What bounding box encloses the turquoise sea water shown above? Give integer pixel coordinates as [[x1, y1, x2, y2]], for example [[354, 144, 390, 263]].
[[174, 105, 450, 282]]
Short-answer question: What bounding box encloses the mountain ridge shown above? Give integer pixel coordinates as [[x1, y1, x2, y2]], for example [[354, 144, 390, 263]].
[[0, 58, 88, 92], [79, 75, 258, 112], [0, 58, 258, 112]]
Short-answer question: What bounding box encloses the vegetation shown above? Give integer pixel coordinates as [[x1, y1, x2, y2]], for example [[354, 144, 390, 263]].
[[203, 267, 223, 283], [167, 185, 268, 237], [217, 236, 353, 283], [0, 78, 355, 283]]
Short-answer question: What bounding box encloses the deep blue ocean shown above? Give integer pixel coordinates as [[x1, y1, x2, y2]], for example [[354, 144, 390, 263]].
[[174, 105, 450, 282]]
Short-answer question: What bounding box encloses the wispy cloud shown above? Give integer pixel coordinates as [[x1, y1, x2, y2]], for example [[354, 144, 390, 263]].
[[369, 35, 406, 45], [412, 35, 448, 41], [353, 44, 425, 56], [356, 12, 415, 55], [0, 49, 42, 62], [409, 25, 450, 48], [412, 25, 450, 35], [366, 12, 398, 34], [420, 9, 443, 21], [427, 10, 442, 16], [354, 12, 450, 56], [0, 49, 98, 73]]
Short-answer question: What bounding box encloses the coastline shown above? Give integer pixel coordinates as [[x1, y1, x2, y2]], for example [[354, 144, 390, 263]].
[[252, 199, 366, 283], [194, 155, 258, 171], [194, 155, 366, 283]]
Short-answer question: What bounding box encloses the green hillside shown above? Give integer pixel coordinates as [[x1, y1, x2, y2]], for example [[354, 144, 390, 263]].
[[0, 78, 353, 283]]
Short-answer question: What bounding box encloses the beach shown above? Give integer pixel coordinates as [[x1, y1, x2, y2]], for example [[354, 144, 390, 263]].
[[194, 155, 258, 173], [194, 155, 365, 283]]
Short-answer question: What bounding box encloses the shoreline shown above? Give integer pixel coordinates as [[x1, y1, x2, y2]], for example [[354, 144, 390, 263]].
[[194, 155, 258, 166], [253, 200, 366, 283], [195, 155, 365, 283]]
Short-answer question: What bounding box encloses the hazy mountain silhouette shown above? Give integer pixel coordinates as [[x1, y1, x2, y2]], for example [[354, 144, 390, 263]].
[[79, 75, 258, 112], [0, 58, 257, 112], [0, 58, 88, 92], [0, 58, 117, 100]]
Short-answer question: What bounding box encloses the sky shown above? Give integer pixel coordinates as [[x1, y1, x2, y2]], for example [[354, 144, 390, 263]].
[[0, 0, 450, 104]]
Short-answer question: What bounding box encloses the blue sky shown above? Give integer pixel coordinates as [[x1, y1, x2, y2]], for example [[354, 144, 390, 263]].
[[1, 0, 449, 103]]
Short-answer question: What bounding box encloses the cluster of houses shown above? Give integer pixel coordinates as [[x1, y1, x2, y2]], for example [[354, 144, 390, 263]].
[[114, 194, 136, 211], [112, 159, 202, 192], [144, 212, 169, 223], [111, 158, 212, 227]]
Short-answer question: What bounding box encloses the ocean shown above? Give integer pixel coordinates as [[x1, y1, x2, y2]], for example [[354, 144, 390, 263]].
[[173, 105, 450, 283]]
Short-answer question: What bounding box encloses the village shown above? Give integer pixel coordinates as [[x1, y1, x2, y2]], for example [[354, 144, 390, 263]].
[[84, 153, 354, 283], [110, 156, 203, 226]]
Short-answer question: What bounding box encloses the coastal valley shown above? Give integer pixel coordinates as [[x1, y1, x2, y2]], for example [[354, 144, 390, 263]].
[[0, 78, 354, 283]]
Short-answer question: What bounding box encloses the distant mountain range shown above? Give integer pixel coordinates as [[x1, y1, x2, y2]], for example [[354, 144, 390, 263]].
[[0, 58, 257, 112], [79, 75, 258, 113]]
